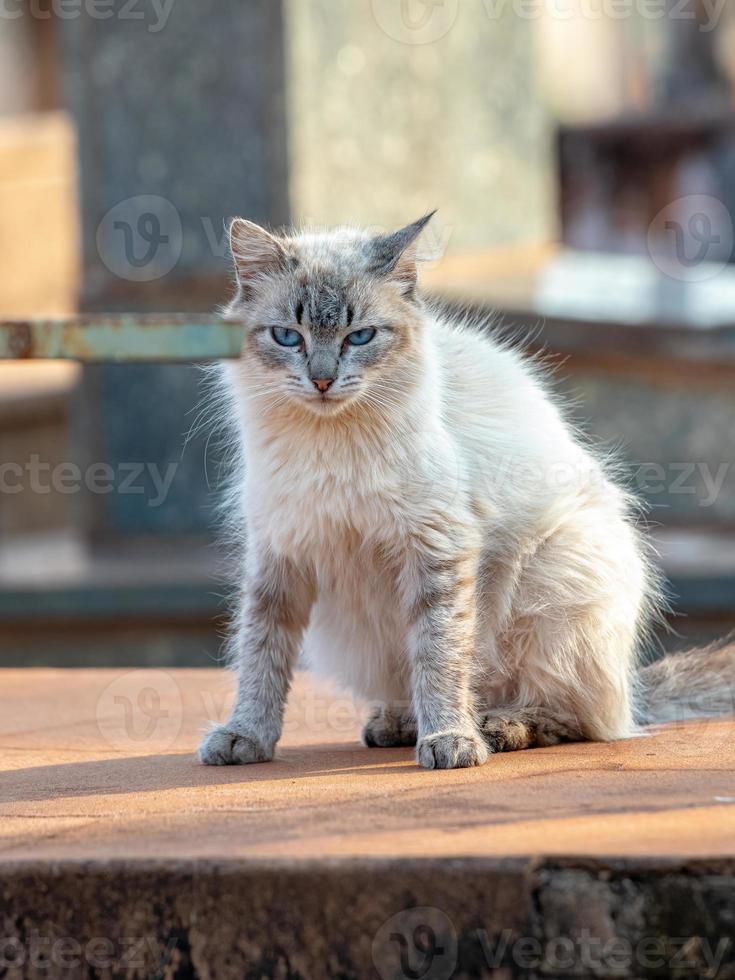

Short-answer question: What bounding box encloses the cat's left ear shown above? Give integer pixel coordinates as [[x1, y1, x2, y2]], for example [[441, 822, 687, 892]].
[[367, 211, 436, 297]]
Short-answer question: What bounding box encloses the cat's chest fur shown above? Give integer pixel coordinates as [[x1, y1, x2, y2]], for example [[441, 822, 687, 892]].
[[245, 421, 420, 561]]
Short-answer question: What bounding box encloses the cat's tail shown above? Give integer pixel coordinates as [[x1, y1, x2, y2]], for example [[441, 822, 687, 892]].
[[636, 640, 735, 725]]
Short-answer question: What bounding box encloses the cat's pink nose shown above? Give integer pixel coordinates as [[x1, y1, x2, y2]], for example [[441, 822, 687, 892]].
[[312, 378, 334, 393]]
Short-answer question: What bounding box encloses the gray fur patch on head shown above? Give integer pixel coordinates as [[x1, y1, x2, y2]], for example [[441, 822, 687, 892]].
[[297, 274, 353, 337]]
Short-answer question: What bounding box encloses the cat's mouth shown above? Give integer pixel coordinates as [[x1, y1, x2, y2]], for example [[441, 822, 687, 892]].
[[302, 388, 353, 415]]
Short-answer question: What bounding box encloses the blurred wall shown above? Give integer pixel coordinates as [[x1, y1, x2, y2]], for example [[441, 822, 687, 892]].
[[0, 112, 79, 317], [0, 29, 79, 543], [55, 0, 290, 541], [285, 0, 554, 251]]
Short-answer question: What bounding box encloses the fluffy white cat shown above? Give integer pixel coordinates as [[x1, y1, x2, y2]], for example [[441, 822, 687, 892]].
[[199, 214, 733, 770]]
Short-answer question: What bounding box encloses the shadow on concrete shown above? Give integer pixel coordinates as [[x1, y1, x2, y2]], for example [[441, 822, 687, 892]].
[[3, 744, 417, 804]]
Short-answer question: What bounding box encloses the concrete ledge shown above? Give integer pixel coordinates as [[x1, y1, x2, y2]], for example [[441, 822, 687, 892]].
[[1, 670, 734, 978], [1, 860, 734, 978]]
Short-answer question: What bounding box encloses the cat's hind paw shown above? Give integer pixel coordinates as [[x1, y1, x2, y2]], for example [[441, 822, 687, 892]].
[[478, 707, 581, 752], [416, 730, 488, 770], [198, 725, 274, 766], [362, 706, 417, 748]]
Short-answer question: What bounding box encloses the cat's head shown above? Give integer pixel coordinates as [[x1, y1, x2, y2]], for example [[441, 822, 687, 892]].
[[225, 214, 435, 415]]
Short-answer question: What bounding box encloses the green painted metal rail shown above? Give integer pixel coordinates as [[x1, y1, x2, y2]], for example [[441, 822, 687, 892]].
[[0, 316, 245, 362], [3, 306, 735, 365]]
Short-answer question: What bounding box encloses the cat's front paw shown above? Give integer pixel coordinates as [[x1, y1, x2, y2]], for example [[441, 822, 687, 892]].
[[198, 725, 274, 766], [416, 730, 488, 770]]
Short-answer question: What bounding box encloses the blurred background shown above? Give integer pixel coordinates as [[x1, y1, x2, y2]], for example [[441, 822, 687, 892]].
[[1, 0, 733, 666]]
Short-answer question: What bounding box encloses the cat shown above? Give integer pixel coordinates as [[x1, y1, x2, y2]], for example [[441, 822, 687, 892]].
[[199, 213, 733, 770]]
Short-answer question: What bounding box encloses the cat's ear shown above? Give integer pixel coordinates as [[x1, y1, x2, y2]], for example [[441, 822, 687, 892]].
[[367, 211, 436, 296], [229, 218, 286, 293]]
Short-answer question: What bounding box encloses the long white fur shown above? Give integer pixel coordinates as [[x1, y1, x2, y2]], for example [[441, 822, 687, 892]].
[[232, 287, 644, 718]]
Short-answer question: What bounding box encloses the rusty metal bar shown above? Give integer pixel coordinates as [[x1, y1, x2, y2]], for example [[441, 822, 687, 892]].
[[0, 316, 245, 362], [3, 305, 735, 367]]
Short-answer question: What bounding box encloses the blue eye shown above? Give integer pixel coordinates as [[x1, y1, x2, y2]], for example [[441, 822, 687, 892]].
[[271, 326, 303, 348], [345, 328, 376, 346]]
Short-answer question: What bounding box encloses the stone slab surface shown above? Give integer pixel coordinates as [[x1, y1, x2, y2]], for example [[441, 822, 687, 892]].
[[1, 669, 734, 863], [1, 670, 735, 978]]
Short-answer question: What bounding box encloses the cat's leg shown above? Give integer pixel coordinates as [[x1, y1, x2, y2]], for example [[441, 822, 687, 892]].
[[362, 703, 417, 747], [478, 706, 582, 752], [400, 530, 488, 770], [199, 551, 314, 765]]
